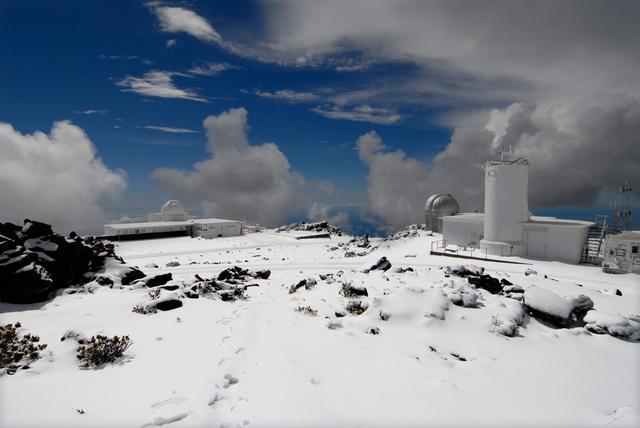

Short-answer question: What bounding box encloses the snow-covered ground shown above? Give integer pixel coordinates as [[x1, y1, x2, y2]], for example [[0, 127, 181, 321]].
[[1, 229, 639, 427]]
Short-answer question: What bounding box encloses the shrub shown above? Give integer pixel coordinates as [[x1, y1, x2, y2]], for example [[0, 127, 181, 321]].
[[0, 322, 48, 373], [148, 288, 161, 300], [77, 335, 132, 367], [295, 306, 318, 316], [166, 261, 180, 267], [340, 282, 368, 298], [132, 304, 156, 315], [345, 300, 369, 315]]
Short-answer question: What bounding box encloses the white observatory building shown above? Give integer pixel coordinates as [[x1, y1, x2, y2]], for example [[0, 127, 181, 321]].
[[428, 157, 594, 264], [104, 200, 243, 241]]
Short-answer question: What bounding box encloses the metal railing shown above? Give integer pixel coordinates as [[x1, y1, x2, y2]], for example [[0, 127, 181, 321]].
[[430, 240, 488, 260]]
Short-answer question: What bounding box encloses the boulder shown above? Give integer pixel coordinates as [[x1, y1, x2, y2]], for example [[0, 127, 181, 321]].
[[584, 310, 640, 339], [468, 274, 502, 294], [21, 219, 53, 238], [570, 294, 594, 321], [252, 270, 271, 280], [150, 296, 183, 311], [523, 286, 575, 327], [446, 265, 484, 277], [289, 278, 316, 294], [0, 220, 124, 303], [368, 257, 392, 272], [143, 273, 173, 288], [120, 267, 146, 285]]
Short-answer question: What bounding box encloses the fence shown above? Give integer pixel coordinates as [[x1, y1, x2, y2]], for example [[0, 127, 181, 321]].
[[430, 240, 488, 260]]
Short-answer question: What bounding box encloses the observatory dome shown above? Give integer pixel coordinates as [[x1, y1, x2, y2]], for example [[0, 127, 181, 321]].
[[160, 200, 190, 221], [425, 194, 460, 215], [425, 194, 459, 232]]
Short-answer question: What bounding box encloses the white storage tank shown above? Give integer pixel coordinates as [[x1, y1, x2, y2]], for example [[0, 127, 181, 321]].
[[481, 157, 530, 256]]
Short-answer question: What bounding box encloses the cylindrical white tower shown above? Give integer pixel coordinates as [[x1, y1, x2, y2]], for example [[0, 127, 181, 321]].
[[480, 157, 529, 256]]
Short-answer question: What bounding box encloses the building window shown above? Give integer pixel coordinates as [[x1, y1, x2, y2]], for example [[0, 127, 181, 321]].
[[609, 250, 614, 256], [632, 245, 639, 254], [616, 248, 626, 257]]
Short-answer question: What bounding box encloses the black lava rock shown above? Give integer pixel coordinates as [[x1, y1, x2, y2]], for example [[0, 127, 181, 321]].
[[144, 273, 173, 288]]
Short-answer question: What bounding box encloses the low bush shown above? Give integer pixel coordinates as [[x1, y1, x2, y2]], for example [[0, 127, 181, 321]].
[[148, 288, 161, 300], [295, 306, 318, 316], [132, 304, 157, 315], [345, 300, 369, 315], [1, 322, 48, 373], [77, 335, 132, 367]]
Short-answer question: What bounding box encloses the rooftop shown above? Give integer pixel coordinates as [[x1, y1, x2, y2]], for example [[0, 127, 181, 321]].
[[606, 231, 640, 241], [105, 218, 240, 230]]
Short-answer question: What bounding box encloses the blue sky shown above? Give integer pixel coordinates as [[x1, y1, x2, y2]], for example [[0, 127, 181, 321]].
[[1, 1, 638, 233]]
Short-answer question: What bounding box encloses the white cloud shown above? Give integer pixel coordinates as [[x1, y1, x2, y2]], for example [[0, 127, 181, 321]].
[[356, 96, 640, 229], [116, 71, 207, 102], [356, 131, 432, 229], [312, 104, 404, 125], [0, 120, 127, 234], [188, 61, 239, 76], [143, 125, 199, 134], [307, 202, 350, 229], [255, 89, 319, 103], [151, 108, 301, 225], [166, 39, 176, 48], [74, 109, 108, 115], [151, 5, 222, 44]]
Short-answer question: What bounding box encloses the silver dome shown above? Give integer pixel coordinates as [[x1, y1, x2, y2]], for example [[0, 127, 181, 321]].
[[425, 194, 459, 233], [424, 194, 460, 214]]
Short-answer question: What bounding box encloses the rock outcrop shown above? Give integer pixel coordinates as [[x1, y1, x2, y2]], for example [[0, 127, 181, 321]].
[[0, 220, 124, 303]]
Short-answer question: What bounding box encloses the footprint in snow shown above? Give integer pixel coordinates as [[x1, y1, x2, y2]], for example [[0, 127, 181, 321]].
[[151, 396, 188, 409], [142, 412, 189, 427], [223, 374, 239, 388]]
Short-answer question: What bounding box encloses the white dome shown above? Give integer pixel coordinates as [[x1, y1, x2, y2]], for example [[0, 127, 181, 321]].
[[160, 200, 189, 221]]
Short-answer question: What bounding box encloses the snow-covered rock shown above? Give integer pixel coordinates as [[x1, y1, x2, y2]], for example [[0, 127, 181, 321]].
[[584, 310, 640, 340], [523, 286, 575, 327]]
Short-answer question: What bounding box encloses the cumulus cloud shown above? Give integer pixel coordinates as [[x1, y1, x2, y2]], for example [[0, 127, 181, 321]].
[[312, 104, 404, 125], [0, 121, 127, 234], [255, 89, 319, 103], [356, 131, 432, 229], [357, 97, 640, 229], [151, 108, 301, 225], [307, 202, 350, 229], [151, 5, 222, 44], [166, 39, 176, 48], [143, 125, 199, 134], [116, 71, 207, 102]]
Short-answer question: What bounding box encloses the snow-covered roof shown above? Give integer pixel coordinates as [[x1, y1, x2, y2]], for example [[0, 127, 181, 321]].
[[104, 218, 240, 230], [523, 217, 594, 227], [440, 213, 593, 228], [606, 231, 640, 241], [440, 213, 484, 221]]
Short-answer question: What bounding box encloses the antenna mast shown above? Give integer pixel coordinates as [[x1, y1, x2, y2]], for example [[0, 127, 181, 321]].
[[611, 180, 633, 232]]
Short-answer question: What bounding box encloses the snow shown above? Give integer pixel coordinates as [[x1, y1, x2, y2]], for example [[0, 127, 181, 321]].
[[1, 229, 639, 427], [583, 310, 640, 339], [523, 285, 575, 320], [24, 238, 58, 252]]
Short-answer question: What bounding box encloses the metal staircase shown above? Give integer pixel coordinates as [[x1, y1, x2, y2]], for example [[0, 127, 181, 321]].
[[580, 215, 608, 265]]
